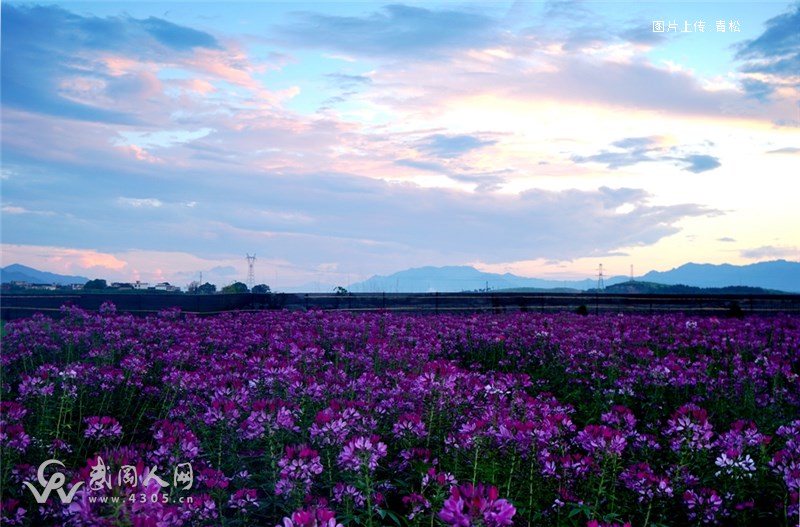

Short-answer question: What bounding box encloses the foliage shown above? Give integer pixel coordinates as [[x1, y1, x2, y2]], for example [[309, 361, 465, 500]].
[[83, 278, 107, 290], [196, 282, 217, 294], [222, 281, 249, 293], [253, 284, 272, 294]]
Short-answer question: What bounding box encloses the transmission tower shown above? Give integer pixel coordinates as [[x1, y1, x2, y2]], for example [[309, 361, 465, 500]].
[[597, 263, 605, 290], [246, 254, 256, 290]]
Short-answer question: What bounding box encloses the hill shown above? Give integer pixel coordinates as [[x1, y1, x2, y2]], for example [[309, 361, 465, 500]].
[[349, 265, 628, 293], [641, 260, 799, 293], [0, 264, 89, 285], [599, 281, 787, 295], [349, 260, 800, 293]]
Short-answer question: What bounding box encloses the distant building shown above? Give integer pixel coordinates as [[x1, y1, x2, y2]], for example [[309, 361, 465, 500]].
[[30, 283, 58, 291], [2, 281, 83, 291], [152, 282, 181, 292]]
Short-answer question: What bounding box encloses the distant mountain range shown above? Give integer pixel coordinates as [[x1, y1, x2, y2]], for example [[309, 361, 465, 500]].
[[3, 260, 799, 293], [349, 260, 800, 293], [0, 264, 89, 285]]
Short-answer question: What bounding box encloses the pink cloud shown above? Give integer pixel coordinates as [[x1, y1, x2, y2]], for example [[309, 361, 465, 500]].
[[120, 144, 161, 163], [186, 48, 260, 89], [1, 245, 128, 274]]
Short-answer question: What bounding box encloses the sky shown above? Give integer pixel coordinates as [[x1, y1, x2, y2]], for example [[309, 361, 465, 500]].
[[1, 1, 799, 291]]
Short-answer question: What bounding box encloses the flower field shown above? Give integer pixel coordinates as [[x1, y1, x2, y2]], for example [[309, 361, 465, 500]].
[[1, 304, 799, 526]]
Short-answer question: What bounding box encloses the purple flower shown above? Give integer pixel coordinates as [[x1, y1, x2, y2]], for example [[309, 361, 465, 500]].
[[184, 493, 219, 521], [619, 463, 673, 502], [576, 424, 627, 457], [202, 396, 241, 427], [770, 420, 800, 498], [276, 444, 324, 497], [715, 420, 766, 451], [402, 493, 431, 520], [84, 416, 123, 440], [392, 412, 428, 440], [338, 435, 387, 473], [228, 488, 259, 511], [0, 499, 27, 526], [150, 419, 201, 465], [714, 451, 756, 479], [0, 424, 31, 453], [0, 402, 27, 424], [683, 488, 723, 524], [664, 403, 715, 452], [586, 520, 632, 527], [421, 467, 458, 489], [601, 405, 637, 433], [197, 467, 230, 490], [438, 482, 516, 527], [331, 482, 366, 507], [98, 301, 117, 315], [239, 399, 301, 440], [277, 506, 343, 527], [18, 373, 54, 398]]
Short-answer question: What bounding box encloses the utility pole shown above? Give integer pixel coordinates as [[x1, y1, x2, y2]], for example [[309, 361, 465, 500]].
[[246, 254, 256, 290]]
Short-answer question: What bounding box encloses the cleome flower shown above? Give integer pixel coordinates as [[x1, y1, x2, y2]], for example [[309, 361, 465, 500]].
[[277, 506, 344, 527], [228, 488, 259, 511], [683, 488, 724, 524], [619, 462, 673, 502], [338, 435, 387, 474], [575, 424, 627, 457], [664, 403, 715, 452], [276, 444, 324, 497], [83, 416, 123, 440], [438, 482, 516, 527]]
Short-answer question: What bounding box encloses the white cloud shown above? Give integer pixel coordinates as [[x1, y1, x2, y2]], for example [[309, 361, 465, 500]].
[[117, 197, 163, 207]]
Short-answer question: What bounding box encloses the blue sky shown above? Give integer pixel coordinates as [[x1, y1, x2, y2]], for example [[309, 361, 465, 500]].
[[2, 1, 798, 290]]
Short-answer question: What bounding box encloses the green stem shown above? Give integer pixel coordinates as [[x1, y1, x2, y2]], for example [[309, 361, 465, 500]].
[[217, 429, 223, 468], [55, 393, 67, 440], [364, 471, 373, 527], [593, 457, 608, 517], [506, 454, 515, 498], [472, 445, 480, 486], [527, 459, 534, 527]]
